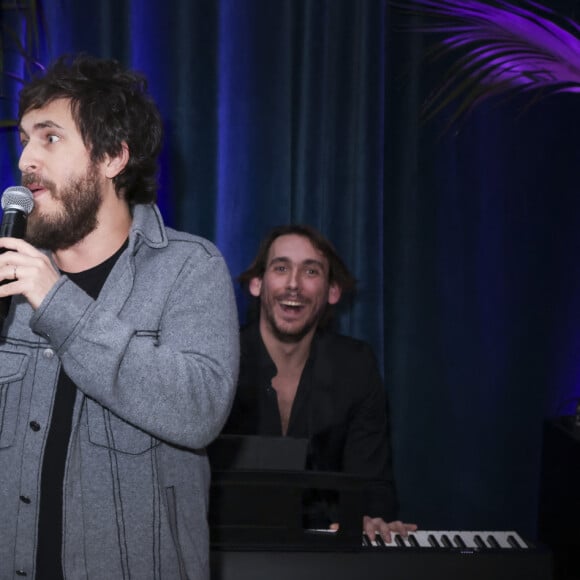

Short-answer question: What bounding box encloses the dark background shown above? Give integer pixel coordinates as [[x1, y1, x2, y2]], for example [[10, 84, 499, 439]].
[[1, 0, 580, 541]]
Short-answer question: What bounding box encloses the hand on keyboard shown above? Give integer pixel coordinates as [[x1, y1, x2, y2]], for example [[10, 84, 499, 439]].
[[362, 516, 418, 543], [329, 517, 418, 543]]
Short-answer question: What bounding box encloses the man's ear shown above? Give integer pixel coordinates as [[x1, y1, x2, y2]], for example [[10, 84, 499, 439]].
[[249, 277, 263, 298], [328, 283, 341, 305], [104, 142, 130, 179]]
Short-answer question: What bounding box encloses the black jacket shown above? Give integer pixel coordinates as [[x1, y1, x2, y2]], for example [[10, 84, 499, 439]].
[[223, 322, 399, 522]]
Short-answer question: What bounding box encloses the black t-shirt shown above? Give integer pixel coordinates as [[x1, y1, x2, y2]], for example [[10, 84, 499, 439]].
[[35, 241, 127, 579]]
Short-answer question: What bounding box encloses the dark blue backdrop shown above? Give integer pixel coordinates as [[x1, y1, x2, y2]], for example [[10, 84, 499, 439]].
[[1, 0, 579, 539]]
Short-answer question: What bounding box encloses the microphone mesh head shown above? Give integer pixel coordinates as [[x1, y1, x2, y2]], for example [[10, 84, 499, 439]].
[[1, 186, 34, 215]]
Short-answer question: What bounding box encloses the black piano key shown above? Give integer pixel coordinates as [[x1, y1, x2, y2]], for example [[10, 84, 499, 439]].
[[360, 530, 529, 551], [507, 534, 523, 549]]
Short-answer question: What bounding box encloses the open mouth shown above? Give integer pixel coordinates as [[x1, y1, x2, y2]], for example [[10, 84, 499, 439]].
[[280, 300, 302, 308], [278, 299, 307, 315], [28, 184, 47, 196], [22, 178, 46, 195]]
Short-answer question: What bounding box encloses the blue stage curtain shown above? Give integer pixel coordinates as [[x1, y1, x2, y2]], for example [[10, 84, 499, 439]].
[[1, 0, 579, 539]]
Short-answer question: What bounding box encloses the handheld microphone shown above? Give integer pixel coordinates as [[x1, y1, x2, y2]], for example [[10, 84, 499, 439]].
[[0, 186, 35, 238], [0, 186, 34, 322]]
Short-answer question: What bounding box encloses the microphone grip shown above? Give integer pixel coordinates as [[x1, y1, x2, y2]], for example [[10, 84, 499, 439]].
[[0, 296, 10, 322], [0, 242, 13, 320], [0, 209, 28, 238], [0, 209, 28, 323]]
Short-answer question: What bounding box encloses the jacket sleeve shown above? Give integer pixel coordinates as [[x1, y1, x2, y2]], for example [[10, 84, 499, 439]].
[[341, 343, 399, 521], [29, 250, 240, 451]]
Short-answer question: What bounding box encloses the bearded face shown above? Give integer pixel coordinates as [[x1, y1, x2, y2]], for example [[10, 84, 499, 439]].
[[23, 162, 102, 251], [260, 284, 327, 343], [251, 234, 341, 344]]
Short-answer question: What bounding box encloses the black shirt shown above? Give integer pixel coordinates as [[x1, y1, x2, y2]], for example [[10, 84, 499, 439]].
[[35, 241, 127, 579], [222, 322, 399, 523]]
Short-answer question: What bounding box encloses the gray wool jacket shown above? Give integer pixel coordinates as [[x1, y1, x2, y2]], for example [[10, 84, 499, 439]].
[[0, 203, 239, 579]]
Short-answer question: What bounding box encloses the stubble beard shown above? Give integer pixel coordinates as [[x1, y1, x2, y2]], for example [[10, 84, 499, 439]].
[[24, 164, 102, 251]]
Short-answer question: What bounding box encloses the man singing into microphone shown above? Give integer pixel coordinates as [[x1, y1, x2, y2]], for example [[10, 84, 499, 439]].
[[0, 54, 239, 579]]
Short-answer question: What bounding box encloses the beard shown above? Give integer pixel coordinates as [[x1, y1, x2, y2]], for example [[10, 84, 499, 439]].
[[23, 164, 102, 251], [261, 294, 327, 344]]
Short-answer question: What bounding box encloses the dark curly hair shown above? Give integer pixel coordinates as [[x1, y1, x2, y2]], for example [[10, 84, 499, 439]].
[[18, 53, 163, 205], [238, 224, 356, 328]]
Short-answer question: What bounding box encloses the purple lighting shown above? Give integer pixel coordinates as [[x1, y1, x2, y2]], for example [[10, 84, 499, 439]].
[[399, 0, 580, 116]]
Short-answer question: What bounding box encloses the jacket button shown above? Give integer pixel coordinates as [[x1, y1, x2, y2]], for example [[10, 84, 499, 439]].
[[42, 348, 54, 359], [29, 421, 41, 432], [19, 495, 31, 504]]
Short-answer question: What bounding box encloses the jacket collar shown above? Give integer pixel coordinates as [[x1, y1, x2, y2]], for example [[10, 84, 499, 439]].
[[128, 203, 169, 253]]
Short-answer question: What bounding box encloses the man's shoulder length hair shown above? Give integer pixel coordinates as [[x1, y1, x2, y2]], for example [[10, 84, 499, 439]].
[[18, 53, 163, 205], [239, 224, 356, 291], [238, 224, 356, 328]]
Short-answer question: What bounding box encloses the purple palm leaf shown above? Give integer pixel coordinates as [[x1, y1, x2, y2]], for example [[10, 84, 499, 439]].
[[397, 0, 580, 119]]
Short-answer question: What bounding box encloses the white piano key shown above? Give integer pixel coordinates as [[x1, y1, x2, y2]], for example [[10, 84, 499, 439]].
[[365, 530, 530, 550]]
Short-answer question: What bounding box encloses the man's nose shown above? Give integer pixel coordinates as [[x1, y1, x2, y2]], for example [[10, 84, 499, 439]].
[[18, 147, 39, 174], [286, 268, 299, 289]]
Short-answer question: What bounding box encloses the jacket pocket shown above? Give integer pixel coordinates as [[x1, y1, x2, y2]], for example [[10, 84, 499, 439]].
[[0, 350, 29, 449], [86, 399, 161, 455]]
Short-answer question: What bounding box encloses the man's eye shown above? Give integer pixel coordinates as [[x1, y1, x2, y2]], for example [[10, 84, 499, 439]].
[[306, 269, 320, 276], [47, 134, 60, 144], [274, 265, 287, 272]]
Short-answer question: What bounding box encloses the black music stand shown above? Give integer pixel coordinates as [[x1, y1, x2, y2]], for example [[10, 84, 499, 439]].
[[207, 435, 371, 551], [208, 434, 308, 471]]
